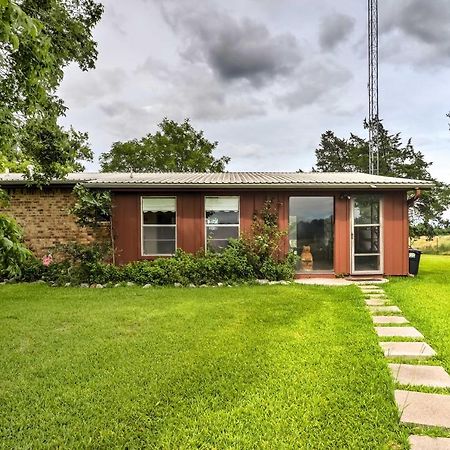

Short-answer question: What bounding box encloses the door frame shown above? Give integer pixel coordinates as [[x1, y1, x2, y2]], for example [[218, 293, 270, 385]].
[[350, 195, 384, 275]]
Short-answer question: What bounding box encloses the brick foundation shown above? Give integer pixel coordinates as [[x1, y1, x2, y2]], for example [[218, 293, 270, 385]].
[[0, 187, 110, 257]]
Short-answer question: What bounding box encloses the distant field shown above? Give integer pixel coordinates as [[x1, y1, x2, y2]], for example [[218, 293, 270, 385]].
[[411, 234, 450, 255]]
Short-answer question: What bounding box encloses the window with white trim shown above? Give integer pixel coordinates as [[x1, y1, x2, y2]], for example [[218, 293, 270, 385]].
[[205, 196, 239, 251], [142, 197, 176, 256]]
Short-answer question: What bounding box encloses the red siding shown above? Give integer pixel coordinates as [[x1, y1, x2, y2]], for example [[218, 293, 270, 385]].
[[334, 196, 351, 275], [112, 192, 140, 265], [383, 191, 409, 275], [111, 189, 410, 276], [177, 193, 204, 253]]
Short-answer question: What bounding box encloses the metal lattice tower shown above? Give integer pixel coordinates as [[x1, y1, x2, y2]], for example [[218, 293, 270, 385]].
[[368, 0, 379, 175]]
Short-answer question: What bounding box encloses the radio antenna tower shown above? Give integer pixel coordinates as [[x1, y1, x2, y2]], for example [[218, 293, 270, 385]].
[[368, 0, 379, 175]]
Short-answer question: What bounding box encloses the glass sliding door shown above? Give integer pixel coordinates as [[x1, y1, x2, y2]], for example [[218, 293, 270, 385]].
[[289, 197, 334, 273], [351, 195, 382, 273]]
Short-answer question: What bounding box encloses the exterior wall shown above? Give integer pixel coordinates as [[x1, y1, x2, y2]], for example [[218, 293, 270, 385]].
[[112, 190, 289, 265], [112, 189, 409, 276], [334, 196, 351, 276], [383, 191, 409, 275], [0, 187, 109, 258], [0, 186, 410, 276]]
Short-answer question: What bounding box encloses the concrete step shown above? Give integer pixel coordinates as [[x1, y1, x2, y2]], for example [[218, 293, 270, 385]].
[[380, 342, 436, 359], [409, 435, 450, 450], [372, 316, 409, 324], [395, 390, 450, 428], [366, 299, 388, 306], [389, 364, 450, 388], [375, 327, 424, 339], [369, 305, 401, 314]]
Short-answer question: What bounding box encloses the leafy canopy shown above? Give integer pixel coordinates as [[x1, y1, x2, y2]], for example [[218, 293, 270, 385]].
[[100, 118, 231, 173], [313, 120, 450, 238], [0, 0, 103, 183]]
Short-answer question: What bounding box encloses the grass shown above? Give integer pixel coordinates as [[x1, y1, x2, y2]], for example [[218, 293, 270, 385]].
[[411, 235, 450, 255], [384, 255, 450, 439], [384, 255, 450, 374], [0, 284, 408, 449]]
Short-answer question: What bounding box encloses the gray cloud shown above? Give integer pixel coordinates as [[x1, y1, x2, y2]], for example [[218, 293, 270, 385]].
[[60, 68, 127, 107], [136, 59, 267, 121], [158, 2, 302, 86], [381, 0, 450, 66], [319, 13, 355, 51], [277, 61, 353, 110]]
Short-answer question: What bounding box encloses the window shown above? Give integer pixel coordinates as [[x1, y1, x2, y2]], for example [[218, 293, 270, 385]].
[[289, 196, 334, 272], [205, 196, 239, 251], [142, 197, 176, 256]]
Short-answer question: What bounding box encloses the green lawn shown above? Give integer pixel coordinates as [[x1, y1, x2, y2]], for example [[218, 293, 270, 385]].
[[385, 255, 450, 374], [0, 284, 407, 449]]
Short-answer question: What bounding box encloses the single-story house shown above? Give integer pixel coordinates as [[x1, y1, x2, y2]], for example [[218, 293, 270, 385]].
[[0, 172, 433, 278]]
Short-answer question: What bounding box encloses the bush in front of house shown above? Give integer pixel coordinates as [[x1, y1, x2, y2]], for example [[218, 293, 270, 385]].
[[3, 199, 297, 286], [0, 214, 32, 279], [10, 240, 296, 286]]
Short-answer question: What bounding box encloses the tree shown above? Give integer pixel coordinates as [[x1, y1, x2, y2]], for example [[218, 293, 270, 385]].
[[0, 0, 103, 183], [313, 120, 450, 238], [99, 118, 231, 173]]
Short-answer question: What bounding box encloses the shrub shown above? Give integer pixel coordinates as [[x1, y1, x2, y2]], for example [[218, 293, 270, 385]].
[[11, 200, 297, 286], [0, 215, 32, 279], [240, 199, 297, 279]]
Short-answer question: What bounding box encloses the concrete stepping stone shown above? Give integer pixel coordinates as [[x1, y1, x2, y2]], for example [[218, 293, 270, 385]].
[[375, 327, 424, 338], [372, 316, 409, 324], [364, 293, 387, 297], [389, 364, 450, 388], [395, 390, 450, 428], [366, 299, 387, 306], [409, 435, 450, 450], [361, 288, 385, 293], [380, 342, 436, 359], [369, 305, 401, 314]]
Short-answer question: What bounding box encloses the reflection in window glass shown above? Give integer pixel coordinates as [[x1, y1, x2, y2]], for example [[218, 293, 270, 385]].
[[354, 195, 380, 224], [205, 197, 239, 251], [142, 197, 176, 255], [289, 197, 334, 272], [354, 227, 380, 253], [355, 255, 380, 271]]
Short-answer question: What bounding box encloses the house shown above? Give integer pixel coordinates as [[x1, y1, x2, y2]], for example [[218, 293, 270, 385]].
[[0, 172, 433, 277]]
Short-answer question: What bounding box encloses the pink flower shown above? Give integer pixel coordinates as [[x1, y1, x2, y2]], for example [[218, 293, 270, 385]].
[[42, 254, 53, 267]]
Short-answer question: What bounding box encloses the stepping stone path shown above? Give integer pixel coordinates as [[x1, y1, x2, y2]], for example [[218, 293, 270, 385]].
[[375, 326, 424, 339], [409, 435, 450, 450], [365, 299, 387, 306], [356, 282, 450, 444], [372, 316, 409, 324], [389, 364, 450, 388], [395, 390, 450, 429], [380, 342, 435, 359], [368, 305, 402, 313]]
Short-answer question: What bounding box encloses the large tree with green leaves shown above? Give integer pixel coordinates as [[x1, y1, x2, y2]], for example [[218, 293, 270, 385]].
[[99, 118, 231, 173], [0, 0, 103, 183], [313, 120, 450, 238]]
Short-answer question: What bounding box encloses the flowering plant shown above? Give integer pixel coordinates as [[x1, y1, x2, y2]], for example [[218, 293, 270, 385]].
[[42, 254, 53, 267]]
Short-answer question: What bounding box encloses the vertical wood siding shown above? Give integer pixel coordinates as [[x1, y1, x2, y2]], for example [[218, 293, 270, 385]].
[[111, 190, 409, 276], [383, 191, 409, 275], [334, 196, 351, 275]]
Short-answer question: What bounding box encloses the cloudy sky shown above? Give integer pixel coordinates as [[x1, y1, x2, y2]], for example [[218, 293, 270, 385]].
[[59, 0, 450, 181]]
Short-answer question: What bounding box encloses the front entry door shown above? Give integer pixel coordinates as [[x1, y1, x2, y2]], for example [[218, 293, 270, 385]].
[[351, 195, 383, 274]]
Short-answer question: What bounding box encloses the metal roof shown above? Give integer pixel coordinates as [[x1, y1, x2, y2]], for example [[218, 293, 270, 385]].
[[0, 172, 434, 189]]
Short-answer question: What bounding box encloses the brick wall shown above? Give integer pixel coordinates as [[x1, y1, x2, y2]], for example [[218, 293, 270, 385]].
[[0, 187, 110, 257]]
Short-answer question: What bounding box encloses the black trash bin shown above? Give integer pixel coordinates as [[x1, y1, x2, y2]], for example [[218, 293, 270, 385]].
[[409, 249, 422, 275]]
